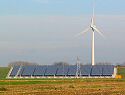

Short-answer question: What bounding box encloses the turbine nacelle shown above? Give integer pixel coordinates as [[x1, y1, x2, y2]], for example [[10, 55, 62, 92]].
[[90, 24, 96, 31]]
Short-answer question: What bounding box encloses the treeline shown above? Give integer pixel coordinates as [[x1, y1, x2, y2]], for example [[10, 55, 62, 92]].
[[8, 61, 38, 67], [8, 61, 70, 67], [8, 61, 125, 67]]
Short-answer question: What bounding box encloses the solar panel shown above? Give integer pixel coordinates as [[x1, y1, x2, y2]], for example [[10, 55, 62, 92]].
[[21, 66, 36, 76], [10, 66, 20, 77], [56, 66, 69, 76], [33, 66, 47, 76], [45, 65, 58, 76], [80, 65, 92, 76], [102, 65, 114, 76], [67, 65, 77, 76], [17, 66, 24, 76], [9, 65, 115, 78], [91, 65, 103, 76]]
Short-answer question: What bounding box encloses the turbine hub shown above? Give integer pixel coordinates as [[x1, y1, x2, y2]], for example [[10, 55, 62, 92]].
[[90, 25, 95, 31]]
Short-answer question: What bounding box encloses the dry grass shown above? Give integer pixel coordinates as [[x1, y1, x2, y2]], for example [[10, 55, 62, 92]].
[[0, 79, 125, 95]]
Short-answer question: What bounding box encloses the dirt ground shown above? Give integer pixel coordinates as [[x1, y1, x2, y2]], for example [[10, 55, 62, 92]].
[[0, 79, 125, 95]]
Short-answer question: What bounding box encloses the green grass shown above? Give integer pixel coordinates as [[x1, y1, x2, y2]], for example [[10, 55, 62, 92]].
[[117, 66, 125, 78], [0, 67, 10, 79], [0, 80, 54, 85], [0, 78, 125, 85], [0, 79, 76, 85]]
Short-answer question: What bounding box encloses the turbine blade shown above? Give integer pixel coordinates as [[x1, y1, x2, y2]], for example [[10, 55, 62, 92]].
[[92, 0, 95, 25], [75, 28, 90, 37], [93, 26, 105, 38], [91, 18, 94, 26], [91, 18, 93, 25], [93, 0, 95, 18]]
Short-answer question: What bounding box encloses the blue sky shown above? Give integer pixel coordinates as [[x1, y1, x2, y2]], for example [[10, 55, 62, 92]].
[[0, 0, 125, 66], [0, 0, 125, 15]]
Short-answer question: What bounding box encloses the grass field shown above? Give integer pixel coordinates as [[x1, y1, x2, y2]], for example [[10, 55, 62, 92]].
[[0, 67, 10, 79], [0, 66, 124, 95], [0, 78, 125, 95], [117, 66, 125, 78]]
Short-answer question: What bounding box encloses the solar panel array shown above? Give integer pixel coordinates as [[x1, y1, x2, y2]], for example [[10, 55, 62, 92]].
[[80, 65, 92, 76], [9, 65, 114, 77], [33, 66, 47, 76], [91, 65, 103, 76]]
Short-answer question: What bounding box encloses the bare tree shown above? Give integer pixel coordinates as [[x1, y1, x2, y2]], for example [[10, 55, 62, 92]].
[[53, 62, 69, 66], [8, 61, 38, 67]]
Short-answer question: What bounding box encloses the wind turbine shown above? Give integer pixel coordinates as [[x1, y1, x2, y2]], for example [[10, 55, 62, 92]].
[[77, 0, 104, 66]]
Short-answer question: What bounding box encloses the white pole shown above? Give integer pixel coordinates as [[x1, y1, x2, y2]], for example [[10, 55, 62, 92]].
[[92, 31, 95, 66]]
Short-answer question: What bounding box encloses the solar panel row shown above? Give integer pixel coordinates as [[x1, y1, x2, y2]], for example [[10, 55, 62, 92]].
[[9, 65, 114, 77]]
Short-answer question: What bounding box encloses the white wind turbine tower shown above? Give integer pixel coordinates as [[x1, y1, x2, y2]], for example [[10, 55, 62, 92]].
[[77, 0, 104, 66]]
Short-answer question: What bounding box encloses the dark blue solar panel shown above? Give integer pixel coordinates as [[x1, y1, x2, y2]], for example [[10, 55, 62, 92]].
[[17, 66, 24, 76], [80, 65, 92, 76], [67, 65, 77, 76], [9, 65, 114, 78], [45, 65, 58, 76], [33, 66, 47, 76], [10, 66, 20, 76], [56, 66, 69, 76], [21, 66, 36, 76], [91, 65, 103, 76], [102, 65, 114, 76]]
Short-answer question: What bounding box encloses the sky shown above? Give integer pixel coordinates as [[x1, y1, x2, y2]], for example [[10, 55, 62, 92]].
[[0, 0, 125, 66]]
